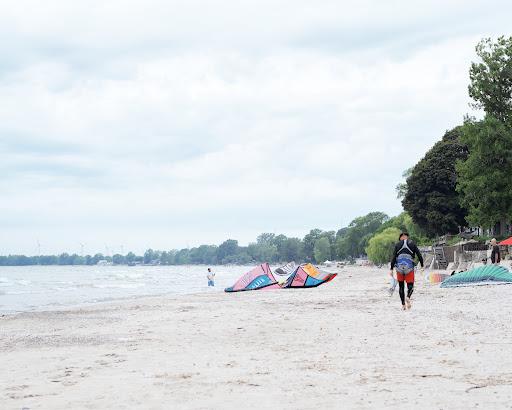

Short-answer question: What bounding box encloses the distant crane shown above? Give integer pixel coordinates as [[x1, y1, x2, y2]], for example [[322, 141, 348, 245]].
[[80, 243, 85, 257]]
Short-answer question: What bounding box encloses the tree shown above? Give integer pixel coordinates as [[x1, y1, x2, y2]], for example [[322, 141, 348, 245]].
[[336, 212, 389, 259], [112, 254, 125, 265], [280, 237, 304, 262], [402, 127, 468, 236], [247, 241, 277, 263], [313, 237, 331, 264], [456, 115, 512, 227], [58, 253, 71, 265], [366, 228, 401, 265], [174, 248, 190, 264], [469, 36, 512, 122], [217, 239, 239, 263], [303, 229, 323, 262], [273, 234, 288, 260], [320, 230, 336, 260], [91, 253, 104, 264], [456, 37, 512, 229], [125, 252, 136, 264], [144, 249, 155, 264], [256, 233, 276, 245], [377, 212, 429, 245], [395, 168, 413, 199]]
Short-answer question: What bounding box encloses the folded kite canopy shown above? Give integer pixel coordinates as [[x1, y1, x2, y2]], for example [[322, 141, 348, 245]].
[[440, 265, 512, 288], [425, 272, 451, 284], [282, 263, 337, 288], [224, 263, 280, 292]]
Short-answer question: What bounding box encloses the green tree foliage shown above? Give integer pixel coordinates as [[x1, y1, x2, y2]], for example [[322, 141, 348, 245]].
[[160, 250, 178, 265], [143, 249, 156, 264], [174, 248, 191, 264], [112, 254, 125, 265], [377, 212, 429, 245], [313, 237, 331, 264], [456, 37, 512, 228], [469, 36, 512, 122], [303, 229, 323, 262], [366, 227, 401, 265], [336, 212, 389, 259], [217, 239, 239, 263], [280, 237, 304, 262], [395, 168, 412, 199], [0, 214, 396, 266], [456, 116, 512, 227], [401, 128, 468, 236]]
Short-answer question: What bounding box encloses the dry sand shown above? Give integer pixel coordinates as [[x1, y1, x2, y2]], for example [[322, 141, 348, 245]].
[[1, 266, 512, 409]]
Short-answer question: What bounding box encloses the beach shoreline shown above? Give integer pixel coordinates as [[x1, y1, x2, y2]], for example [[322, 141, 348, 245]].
[[2, 266, 512, 409]]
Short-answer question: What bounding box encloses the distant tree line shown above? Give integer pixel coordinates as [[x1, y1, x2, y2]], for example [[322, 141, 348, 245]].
[[0, 211, 426, 266]]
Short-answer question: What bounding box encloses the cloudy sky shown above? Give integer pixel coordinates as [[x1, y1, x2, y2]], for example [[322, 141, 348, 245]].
[[1, 1, 510, 255]]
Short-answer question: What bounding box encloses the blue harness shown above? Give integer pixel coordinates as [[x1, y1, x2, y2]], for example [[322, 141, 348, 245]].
[[395, 240, 415, 274]]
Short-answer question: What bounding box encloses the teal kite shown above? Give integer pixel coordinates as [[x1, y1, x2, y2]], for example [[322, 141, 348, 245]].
[[440, 265, 512, 288]]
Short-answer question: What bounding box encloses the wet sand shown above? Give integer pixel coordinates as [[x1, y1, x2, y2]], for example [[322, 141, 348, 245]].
[[1, 266, 512, 409]]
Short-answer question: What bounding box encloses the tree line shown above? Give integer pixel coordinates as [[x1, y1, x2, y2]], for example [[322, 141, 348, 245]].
[[0, 211, 424, 266]]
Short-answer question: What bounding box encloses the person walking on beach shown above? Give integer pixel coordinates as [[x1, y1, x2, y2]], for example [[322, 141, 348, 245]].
[[390, 232, 424, 310], [207, 268, 215, 287], [490, 238, 501, 265]]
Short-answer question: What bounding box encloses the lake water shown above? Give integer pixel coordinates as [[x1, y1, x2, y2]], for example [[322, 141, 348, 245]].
[[0, 265, 254, 314]]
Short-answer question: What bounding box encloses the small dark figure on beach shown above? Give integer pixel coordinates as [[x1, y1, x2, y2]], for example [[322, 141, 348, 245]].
[[490, 238, 501, 264], [390, 232, 424, 310]]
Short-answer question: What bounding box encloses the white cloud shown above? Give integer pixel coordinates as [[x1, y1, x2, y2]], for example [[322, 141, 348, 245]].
[[0, 0, 510, 253]]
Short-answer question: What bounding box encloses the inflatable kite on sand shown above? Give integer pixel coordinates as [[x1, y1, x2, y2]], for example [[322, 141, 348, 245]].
[[224, 263, 281, 292], [282, 263, 337, 289], [425, 272, 451, 284], [440, 265, 512, 288], [225, 263, 337, 292]]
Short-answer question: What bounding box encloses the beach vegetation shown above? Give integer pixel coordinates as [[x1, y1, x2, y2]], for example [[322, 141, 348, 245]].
[[366, 227, 401, 265], [313, 237, 331, 264], [401, 127, 469, 236]]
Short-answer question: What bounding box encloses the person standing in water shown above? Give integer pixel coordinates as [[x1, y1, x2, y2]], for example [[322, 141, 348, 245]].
[[490, 238, 501, 264], [390, 232, 424, 310], [207, 267, 215, 287]]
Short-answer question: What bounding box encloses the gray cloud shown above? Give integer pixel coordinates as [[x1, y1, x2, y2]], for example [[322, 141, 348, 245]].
[[0, 0, 510, 254]]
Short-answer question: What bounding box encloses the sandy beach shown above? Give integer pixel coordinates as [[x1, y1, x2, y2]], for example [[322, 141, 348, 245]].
[[2, 266, 512, 409]]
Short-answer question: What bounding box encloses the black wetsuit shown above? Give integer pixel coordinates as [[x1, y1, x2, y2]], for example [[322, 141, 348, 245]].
[[390, 239, 424, 306], [491, 245, 501, 264]]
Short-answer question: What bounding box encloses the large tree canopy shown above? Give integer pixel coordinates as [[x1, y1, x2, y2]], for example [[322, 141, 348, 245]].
[[457, 36, 512, 228], [336, 212, 389, 259], [366, 227, 401, 265], [456, 115, 512, 227], [469, 36, 512, 122], [376, 212, 429, 245], [314, 237, 331, 264], [402, 127, 468, 237]]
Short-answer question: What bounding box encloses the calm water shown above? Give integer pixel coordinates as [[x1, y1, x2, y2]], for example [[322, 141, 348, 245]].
[[0, 265, 253, 314]]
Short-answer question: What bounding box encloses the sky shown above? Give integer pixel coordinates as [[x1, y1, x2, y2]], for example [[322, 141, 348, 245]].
[[1, 0, 511, 255]]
